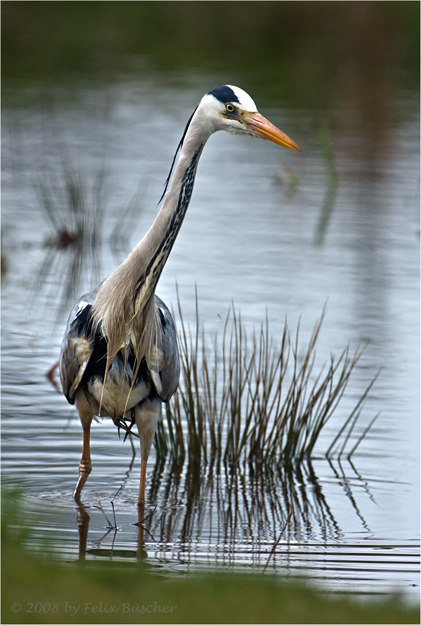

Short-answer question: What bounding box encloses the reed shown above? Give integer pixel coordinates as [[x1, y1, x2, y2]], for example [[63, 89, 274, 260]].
[[156, 293, 376, 468], [33, 144, 107, 320]]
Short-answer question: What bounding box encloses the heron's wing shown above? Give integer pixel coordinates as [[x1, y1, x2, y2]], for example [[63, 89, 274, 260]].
[[148, 296, 180, 402], [59, 287, 99, 404]]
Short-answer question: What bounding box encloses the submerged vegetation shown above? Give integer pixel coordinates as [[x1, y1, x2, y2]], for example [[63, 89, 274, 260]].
[[155, 294, 377, 469]]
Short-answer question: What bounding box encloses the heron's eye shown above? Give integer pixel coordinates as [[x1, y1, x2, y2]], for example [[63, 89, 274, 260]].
[[226, 103, 236, 113]]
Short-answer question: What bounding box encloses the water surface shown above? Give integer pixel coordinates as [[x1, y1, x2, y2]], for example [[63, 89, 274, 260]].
[[2, 76, 419, 599]]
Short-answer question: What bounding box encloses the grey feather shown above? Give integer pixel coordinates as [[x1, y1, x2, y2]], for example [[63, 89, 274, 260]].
[[59, 285, 100, 404], [153, 296, 180, 401]]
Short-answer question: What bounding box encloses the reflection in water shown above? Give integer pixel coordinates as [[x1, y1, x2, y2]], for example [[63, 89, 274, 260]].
[[76, 504, 90, 562], [73, 450, 371, 566], [77, 502, 148, 564], [314, 119, 338, 246]]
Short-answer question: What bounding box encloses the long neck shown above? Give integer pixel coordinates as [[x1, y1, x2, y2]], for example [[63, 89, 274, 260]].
[[91, 107, 211, 354], [132, 121, 208, 309]]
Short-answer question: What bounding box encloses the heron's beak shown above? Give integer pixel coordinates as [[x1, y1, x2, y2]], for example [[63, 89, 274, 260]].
[[244, 112, 301, 152]]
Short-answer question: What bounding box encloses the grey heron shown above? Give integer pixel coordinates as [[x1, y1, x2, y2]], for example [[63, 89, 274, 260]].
[[60, 85, 300, 507]]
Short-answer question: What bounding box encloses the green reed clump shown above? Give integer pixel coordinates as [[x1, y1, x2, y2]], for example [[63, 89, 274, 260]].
[[156, 294, 377, 469]]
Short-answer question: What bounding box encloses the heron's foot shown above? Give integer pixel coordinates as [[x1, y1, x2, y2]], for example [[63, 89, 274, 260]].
[[73, 461, 92, 502]]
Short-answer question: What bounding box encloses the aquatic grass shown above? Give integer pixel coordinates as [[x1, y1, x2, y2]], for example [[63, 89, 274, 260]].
[[156, 294, 376, 469], [36, 116, 108, 254], [33, 143, 108, 319]]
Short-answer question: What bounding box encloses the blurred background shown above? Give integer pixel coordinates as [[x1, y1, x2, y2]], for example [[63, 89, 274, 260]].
[[2, 0, 420, 598], [2, 2, 420, 99]]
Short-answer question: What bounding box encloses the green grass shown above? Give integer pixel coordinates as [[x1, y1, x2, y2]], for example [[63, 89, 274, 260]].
[[2, 536, 419, 625]]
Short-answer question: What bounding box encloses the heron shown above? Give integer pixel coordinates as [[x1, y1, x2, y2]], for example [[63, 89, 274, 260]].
[[60, 85, 300, 507]]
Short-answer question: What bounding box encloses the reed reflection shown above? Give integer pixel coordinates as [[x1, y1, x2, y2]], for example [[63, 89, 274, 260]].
[[75, 455, 371, 567]]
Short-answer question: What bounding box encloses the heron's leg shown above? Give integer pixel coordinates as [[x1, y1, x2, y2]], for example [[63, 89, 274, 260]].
[[135, 398, 161, 506], [74, 390, 94, 503]]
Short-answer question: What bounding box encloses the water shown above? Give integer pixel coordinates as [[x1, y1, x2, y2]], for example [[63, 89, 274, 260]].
[[2, 76, 419, 599]]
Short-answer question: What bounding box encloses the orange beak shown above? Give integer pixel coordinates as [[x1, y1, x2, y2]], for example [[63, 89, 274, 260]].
[[244, 112, 301, 152]]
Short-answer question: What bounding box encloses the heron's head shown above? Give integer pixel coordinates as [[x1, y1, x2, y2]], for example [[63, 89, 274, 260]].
[[199, 85, 301, 152]]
